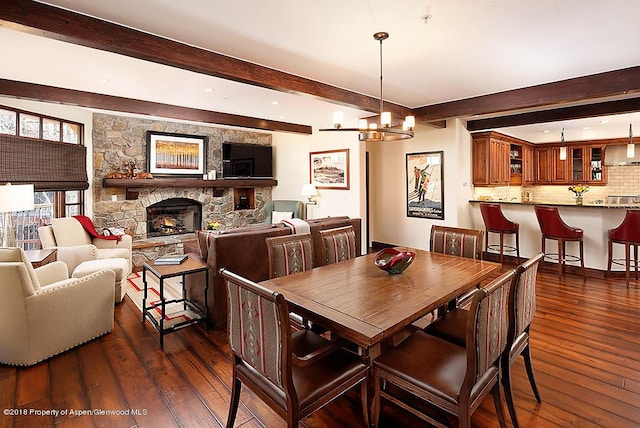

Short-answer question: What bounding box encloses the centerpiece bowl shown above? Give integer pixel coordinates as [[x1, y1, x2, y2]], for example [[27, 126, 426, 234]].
[[374, 248, 416, 275]]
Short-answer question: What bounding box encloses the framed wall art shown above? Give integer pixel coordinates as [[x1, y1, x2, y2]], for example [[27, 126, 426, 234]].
[[146, 131, 207, 177], [309, 149, 350, 190], [406, 151, 444, 219]]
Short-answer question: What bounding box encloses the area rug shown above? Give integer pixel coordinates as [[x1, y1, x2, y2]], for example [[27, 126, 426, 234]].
[[126, 271, 197, 329]]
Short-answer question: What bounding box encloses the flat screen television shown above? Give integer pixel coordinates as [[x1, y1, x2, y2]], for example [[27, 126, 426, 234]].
[[222, 142, 273, 178]]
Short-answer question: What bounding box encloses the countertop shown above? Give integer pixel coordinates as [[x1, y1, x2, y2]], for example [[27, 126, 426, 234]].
[[468, 199, 640, 208]]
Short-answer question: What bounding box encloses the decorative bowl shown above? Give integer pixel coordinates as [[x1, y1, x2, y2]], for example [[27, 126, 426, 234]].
[[374, 248, 416, 274]]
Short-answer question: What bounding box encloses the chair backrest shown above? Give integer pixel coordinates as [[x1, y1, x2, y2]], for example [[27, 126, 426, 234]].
[[265, 233, 314, 279], [222, 268, 292, 392], [609, 210, 640, 242], [264, 200, 305, 224], [465, 269, 514, 385], [510, 252, 543, 340], [50, 217, 92, 246], [0, 247, 40, 292], [319, 225, 357, 264], [480, 203, 518, 232], [534, 205, 577, 238], [430, 225, 484, 259]]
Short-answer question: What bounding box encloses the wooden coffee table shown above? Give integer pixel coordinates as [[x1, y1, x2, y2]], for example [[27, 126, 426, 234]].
[[25, 248, 58, 268], [142, 253, 209, 348]]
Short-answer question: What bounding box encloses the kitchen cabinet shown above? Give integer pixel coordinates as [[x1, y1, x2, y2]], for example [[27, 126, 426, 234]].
[[472, 131, 533, 186]]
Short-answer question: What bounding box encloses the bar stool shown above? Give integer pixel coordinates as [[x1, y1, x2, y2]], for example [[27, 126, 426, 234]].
[[607, 210, 640, 287], [534, 205, 585, 279], [480, 203, 520, 265]]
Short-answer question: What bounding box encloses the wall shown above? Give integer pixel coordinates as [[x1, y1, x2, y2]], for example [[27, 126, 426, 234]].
[[366, 119, 474, 250]]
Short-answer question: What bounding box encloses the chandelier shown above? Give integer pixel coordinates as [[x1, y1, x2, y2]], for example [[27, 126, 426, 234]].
[[320, 32, 415, 142]]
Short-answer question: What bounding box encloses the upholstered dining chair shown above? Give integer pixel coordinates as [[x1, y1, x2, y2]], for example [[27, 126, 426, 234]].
[[221, 269, 369, 428], [423, 253, 544, 428], [429, 225, 484, 260], [480, 202, 521, 264], [607, 210, 640, 287], [534, 205, 585, 279], [372, 269, 515, 428], [0, 247, 115, 366], [319, 225, 357, 265], [265, 233, 315, 330]]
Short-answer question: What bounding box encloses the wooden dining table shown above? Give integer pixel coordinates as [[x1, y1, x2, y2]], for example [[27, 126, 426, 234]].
[[261, 248, 501, 362]]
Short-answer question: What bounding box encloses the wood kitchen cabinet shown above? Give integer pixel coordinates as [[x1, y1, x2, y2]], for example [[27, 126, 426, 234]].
[[536, 143, 606, 184], [472, 131, 532, 186]]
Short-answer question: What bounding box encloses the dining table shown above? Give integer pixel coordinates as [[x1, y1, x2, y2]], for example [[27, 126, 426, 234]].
[[260, 248, 502, 364]]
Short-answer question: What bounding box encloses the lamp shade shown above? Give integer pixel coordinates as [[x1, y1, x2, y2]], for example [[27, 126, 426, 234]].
[[301, 183, 318, 197], [0, 184, 34, 212]]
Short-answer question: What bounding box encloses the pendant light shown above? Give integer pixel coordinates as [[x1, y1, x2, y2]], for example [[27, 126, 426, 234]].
[[559, 128, 567, 160], [320, 32, 415, 142], [628, 124, 635, 158]]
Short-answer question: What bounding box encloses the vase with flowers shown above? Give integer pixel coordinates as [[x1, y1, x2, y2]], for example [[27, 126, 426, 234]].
[[568, 184, 589, 205], [206, 221, 221, 231]]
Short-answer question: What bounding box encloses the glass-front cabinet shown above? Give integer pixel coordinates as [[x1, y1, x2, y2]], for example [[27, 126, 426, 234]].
[[589, 145, 605, 182]]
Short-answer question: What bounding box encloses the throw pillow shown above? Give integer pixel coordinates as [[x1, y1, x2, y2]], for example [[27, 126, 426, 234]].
[[271, 211, 293, 224]]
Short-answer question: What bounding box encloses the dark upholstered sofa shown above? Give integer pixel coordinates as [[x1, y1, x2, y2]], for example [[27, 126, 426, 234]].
[[184, 216, 362, 330]]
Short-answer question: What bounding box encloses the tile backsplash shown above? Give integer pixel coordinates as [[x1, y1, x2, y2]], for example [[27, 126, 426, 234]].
[[473, 165, 640, 203]]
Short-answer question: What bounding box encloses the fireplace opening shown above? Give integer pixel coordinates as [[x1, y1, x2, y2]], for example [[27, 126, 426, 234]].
[[146, 198, 202, 238]]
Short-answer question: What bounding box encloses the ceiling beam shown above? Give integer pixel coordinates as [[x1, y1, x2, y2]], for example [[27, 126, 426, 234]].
[[467, 97, 640, 131], [0, 0, 412, 121], [414, 66, 640, 123], [0, 79, 312, 134]]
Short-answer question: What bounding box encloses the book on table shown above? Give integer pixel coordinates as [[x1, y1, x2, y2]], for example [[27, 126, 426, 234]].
[[153, 255, 188, 265]]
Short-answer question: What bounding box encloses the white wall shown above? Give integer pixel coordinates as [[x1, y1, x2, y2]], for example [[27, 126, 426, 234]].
[[366, 119, 474, 250]]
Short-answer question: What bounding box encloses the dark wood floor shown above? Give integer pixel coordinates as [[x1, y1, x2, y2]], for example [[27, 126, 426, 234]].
[[2, 265, 640, 428]]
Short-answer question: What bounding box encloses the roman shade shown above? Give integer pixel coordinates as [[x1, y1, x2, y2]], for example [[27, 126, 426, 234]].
[[0, 135, 88, 191]]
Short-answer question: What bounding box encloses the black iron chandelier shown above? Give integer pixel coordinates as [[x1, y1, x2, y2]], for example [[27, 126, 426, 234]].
[[320, 32, 415, 142]]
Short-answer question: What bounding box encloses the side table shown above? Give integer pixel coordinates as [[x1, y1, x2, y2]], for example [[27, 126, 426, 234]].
[[142, 253, 209, 348], [25, 248, 58, 268]]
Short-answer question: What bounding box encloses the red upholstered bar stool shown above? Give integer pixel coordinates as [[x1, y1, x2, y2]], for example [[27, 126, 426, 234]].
[[607, 210, 640, 287], [534, 206, 585, 279], [480, 203, 520, 265]]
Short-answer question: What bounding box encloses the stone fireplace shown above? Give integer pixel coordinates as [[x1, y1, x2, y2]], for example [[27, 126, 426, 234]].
[[146, 197, 202, 238]]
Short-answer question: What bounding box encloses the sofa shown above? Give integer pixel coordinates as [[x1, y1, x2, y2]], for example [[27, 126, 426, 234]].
[[184, 216, 362, 330]]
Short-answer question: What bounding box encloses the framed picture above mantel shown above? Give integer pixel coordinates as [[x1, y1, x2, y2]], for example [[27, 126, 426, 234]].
[[310, 149, 350, 190], [146, 131, 207, 177]]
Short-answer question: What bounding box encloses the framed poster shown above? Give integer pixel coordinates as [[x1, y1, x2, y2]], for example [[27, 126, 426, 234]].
[[406, 151, 444, 219], [309, 149, 350, 190], [146, 131, 207, 177]]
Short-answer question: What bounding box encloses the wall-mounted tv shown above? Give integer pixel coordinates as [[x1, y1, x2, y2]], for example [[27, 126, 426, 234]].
[[222, 142, 273, 178]]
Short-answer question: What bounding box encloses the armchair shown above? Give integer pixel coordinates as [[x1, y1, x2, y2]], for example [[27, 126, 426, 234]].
[[38, 217, 132, 302], [0, 247, 115, 366], [263, 200, 305, 224]]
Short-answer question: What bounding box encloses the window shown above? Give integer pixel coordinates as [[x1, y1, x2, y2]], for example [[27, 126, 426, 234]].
[[0, 105, 86, 249]]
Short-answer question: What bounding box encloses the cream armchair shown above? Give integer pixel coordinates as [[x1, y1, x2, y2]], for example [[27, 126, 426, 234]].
[[38, 217, 132, 302], [0, 247, 115, 366]]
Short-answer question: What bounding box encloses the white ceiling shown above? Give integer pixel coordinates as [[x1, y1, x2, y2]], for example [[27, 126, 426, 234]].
[[2, 0, 640, 141]]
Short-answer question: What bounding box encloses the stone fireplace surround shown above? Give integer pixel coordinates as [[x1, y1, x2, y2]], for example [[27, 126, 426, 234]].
[[91, 113, 274, 268]]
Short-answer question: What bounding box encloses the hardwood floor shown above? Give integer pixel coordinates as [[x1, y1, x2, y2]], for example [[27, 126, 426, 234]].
[[2, 265, 640, 427]]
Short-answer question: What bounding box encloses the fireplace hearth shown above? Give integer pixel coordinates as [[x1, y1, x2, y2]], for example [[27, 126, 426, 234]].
[[146, 198, 202, 238]]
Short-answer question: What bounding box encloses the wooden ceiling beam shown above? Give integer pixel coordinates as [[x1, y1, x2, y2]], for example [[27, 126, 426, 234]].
[[0, 79, 311, 134], [413, 66, 640, 123], [0, 0, 411, 120], [467, 97, 640, 131]]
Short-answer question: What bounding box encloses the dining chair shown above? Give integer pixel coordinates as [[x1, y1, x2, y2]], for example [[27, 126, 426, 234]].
[[265, 233, 315, 330], [372, 269, 514, 428], [319, 225, 357, 264], [423, 253, 544, 428], [430, 225, 483, 259], [221, 268, 369, 428]]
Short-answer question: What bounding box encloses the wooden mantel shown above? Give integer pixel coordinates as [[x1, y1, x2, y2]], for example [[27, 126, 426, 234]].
[[103, 178, 278, 199]]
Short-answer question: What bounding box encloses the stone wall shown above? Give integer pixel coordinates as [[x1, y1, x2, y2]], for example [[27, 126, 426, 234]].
[[92, 113, 273, 238]]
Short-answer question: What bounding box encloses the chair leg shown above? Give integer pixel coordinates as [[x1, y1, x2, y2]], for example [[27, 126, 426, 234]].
[[501, 358, 520, 428], [558, 239, 563, 278], [522, 344, 542, 403], [625, 243, 631, 288], [579, 239, 586, 279], [635, 245, 639, 281], [499, 232, 504, 265], [515, 231, 521, 264], [372, 370, 381, 428], [226, 377, 242, 428], [607, 239, 613, 278], [491, 380, 508, 428]]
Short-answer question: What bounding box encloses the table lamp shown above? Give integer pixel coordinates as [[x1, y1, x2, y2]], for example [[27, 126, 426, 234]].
[[301, 183, 318, 205], [0, 183, 35, 247]]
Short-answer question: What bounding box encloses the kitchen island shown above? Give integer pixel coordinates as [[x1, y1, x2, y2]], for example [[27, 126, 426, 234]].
[[469, 200, 636, 272]]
